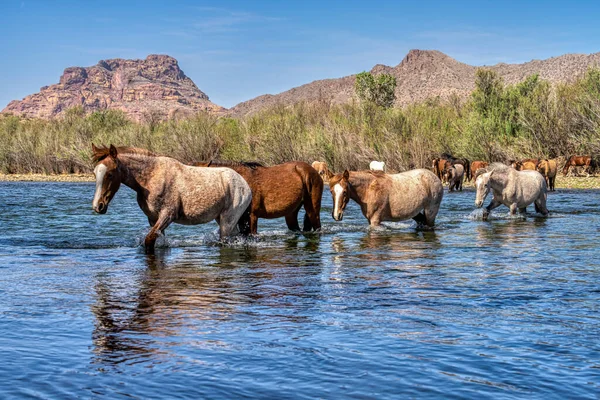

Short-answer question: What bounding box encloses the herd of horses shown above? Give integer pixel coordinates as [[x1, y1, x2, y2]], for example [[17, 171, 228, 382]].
[[91, 144, 592, 253]]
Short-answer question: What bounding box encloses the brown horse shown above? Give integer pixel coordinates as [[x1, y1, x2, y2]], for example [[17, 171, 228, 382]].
[[195, 160, 323, 234], [311, 161, 334, 183], [536, 159, 557, 191], [435, 154, 471, 182], [562, 155, 592, 176], [511, 158, 539, 171], [91, 145, 252, 253], [329, 169, 443, 227], [432, 158, 452, 183], [470, 161, 489, 181]]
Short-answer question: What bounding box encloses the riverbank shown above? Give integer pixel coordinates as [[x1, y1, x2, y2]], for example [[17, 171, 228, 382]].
[[0, 173, 93, 182], [2, 173, 600, 189]]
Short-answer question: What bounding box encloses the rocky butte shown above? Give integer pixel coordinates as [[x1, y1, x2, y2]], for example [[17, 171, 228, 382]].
[[2, 55, 224, 121]]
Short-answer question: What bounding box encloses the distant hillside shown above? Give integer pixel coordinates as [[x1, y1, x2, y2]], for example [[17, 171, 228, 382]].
[[230, 49, 600, 116], [2, 55, 224, 121]]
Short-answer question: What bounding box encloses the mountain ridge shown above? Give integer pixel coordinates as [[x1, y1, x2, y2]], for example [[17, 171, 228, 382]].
[[229, 49, 600, 116]]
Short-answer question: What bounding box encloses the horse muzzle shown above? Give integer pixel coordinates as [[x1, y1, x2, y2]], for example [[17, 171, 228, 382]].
[[332, 212, 344, 221], [475, 200, 483, 208], [93, 202, 108, 214]]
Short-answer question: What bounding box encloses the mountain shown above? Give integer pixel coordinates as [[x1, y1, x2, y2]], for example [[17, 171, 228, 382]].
[[2, 55, 224, 121], [229, 49, 600, 116]]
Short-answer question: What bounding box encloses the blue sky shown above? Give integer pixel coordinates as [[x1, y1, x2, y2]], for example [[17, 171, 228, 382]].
[[1, 0, 600, 109]]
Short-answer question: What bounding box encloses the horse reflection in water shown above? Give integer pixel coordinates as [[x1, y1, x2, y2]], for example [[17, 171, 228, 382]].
[[91, 243, 323, 365]]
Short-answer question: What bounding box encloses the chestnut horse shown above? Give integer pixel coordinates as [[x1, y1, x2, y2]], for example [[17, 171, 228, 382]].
[[511, 158, 539, 171], [329, 169, 443, 227], [536, 159, 557, 191], [311, 161, 334, 183], [470, 161, 489, 181], [195, 160, 323, 234], [562, 155, 591, 176], [91, 145, 252, 253]]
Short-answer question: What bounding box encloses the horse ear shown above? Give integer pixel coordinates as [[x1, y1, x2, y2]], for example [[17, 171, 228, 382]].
[[91, 143, 98, 152], [109, 144, 118, 159], [343, 170, 350, 180]]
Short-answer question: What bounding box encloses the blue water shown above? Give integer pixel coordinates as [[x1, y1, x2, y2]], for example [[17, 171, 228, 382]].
[[0, 182, 599, 399]]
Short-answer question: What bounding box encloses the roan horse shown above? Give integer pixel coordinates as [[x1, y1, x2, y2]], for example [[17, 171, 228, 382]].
[[329, 169, 443, 227], [311, 161, 334, 183], [444, 164, 464, 191], [475, 162, 548, 220], [562, 155, 592, 176], [91, 145, 252, 253], [195, 160, 323, 234]]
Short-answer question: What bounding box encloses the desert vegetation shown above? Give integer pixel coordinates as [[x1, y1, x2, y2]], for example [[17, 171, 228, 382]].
[[1, 69, 600, 175]]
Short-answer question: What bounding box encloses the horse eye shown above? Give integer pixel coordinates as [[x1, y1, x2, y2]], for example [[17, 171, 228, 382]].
[[106, 172, 113, 179]]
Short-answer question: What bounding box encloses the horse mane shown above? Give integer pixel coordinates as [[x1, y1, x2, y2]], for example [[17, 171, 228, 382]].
[[92, 145, 158, 163], [476, 162, 511, 178], [205, 160, 264, 169]]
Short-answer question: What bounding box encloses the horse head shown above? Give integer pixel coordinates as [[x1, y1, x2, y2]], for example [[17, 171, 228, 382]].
[[92, 144, 122, 214], [474, 168, 494, 208], [329, 170, 350, 221]]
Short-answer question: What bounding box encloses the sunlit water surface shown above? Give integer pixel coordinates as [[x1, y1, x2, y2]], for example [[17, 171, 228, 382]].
[[0, 182, 599, 399]]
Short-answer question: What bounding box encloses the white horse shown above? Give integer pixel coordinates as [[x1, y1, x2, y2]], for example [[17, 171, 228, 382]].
[[369, 160, 385, 171], [475, 162, 549, 220]]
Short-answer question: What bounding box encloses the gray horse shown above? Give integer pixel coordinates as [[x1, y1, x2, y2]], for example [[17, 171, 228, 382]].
[[475, 163, 549, 220]]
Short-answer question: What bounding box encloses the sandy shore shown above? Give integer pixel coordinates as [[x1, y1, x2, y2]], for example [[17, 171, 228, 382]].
[[0, 173, 94, 182], [2, 173, 599, 188]]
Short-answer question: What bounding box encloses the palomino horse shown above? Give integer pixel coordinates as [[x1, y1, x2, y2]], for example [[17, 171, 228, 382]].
[[91, 145, 252, 253], [329, 169, 443, 227], [475, 163, 548, 220], [444, 164, 464, 191], [195, 160, 323, 234], [536, 159, 557, 191], [469, 161, 488, 181], [562, 155, 591, 176], [311, 161, 334, 183], [369, 160, 385, 171], [511, 158, 539, 171]]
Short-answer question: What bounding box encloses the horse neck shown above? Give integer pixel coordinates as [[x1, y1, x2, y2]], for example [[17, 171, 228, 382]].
[[489, 172, 509, 192], [117, 154, 161, 191], [347, 172, 376, 205]]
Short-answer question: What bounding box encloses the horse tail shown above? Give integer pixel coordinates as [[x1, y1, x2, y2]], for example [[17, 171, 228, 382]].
[[297, 164, 323, 231], [464, 159, 471, 182], [562, 156, 572, 175]]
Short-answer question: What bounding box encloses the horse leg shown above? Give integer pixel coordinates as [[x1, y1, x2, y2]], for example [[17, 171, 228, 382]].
[[534, 195, 549, 216], [285, 204, 302, 232], [249, 213, 259, 235], [483, 199, 502, 221], [144, 213, 173, 254], [413, 212, 427, 227], [369, 216, 382, 227], [519, 207, 527, 215], [509, 203, 518, 215], [302, 188, 322, 232], [237, 207, 251, 235]]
